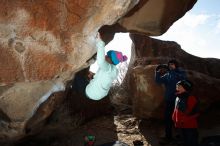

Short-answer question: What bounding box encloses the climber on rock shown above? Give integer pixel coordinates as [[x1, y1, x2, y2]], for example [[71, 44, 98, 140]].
[[72, 32, 127, 100], [85, 32, 127, 100]]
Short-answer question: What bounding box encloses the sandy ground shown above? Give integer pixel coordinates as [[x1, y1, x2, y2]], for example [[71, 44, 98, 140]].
[[1, 102, 220, 146], [12, 110, 220, 146], [16, 114, 163, 146]]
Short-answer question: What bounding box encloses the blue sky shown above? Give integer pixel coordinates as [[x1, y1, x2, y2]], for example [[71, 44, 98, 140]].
[[155, 0, 220, 58]]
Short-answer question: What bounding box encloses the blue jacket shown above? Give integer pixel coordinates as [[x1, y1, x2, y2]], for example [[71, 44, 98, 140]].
[[155, 68, 187, 102], [85, 40, 118, 100]]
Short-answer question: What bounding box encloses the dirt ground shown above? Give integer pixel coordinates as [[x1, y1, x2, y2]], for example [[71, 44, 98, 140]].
[[12, 107, 220, 146], [2, 102, 220, 146], [14, 114, 164, 146], [46, 113, 220, 146]]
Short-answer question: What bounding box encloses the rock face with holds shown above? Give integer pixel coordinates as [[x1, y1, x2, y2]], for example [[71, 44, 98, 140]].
[[0, 0, 197, 140]]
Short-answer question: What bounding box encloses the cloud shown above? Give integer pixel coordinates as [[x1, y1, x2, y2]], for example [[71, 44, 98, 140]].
[[175, 13, 210, 28], [154, 12, 220, 58]]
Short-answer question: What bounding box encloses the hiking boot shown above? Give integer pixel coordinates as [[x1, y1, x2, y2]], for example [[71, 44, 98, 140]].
[[159, 137, 174, 145]]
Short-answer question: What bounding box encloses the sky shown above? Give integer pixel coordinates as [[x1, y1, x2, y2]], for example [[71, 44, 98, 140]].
[[154, 0, 220, 59]]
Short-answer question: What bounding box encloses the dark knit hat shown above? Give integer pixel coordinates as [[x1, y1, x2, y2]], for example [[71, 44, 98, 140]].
[[177, 80, 193, 92], [107, 50, 128, 65], [168, 59, 179, 68]]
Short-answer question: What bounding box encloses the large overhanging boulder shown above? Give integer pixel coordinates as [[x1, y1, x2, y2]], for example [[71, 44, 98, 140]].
[[119, 0, 197, 35], [100, 0, 197, 41], [0, 0, 197, 140]]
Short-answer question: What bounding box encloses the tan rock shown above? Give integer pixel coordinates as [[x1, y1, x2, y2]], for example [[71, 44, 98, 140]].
[[130, 65, 164, 119]]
